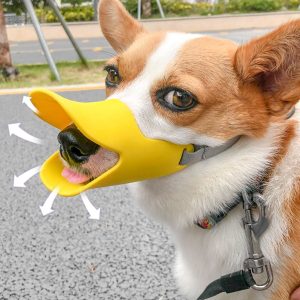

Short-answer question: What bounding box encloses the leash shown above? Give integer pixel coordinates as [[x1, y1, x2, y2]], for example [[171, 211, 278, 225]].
[[179, 107, 296, 299], [196, 190, 273, 300]]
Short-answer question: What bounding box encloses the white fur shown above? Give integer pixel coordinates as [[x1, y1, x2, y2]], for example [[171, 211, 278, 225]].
[[129, 114, 300, 300], [108, 32, 223, 147], [108, 32, 300, 299]]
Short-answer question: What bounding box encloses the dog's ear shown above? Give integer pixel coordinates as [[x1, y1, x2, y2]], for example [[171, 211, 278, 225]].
[[99, 0, 145, 53], [234, 20, 300, 116]]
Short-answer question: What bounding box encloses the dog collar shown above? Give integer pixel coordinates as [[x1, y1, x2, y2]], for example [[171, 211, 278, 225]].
[[180, 136, 241, 166], [196, 190, 273, 300], [194, 107, 296, 300], [183, 106, 296, 167]]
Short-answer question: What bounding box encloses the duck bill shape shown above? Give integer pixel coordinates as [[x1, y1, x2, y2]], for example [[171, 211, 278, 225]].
[[30, 88, 193, 197]]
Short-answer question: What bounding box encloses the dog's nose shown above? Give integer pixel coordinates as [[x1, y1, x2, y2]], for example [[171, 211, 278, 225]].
[[58, 125, 99, 164]]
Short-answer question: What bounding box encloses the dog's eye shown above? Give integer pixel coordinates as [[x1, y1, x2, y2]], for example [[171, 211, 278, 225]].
[[157, 88, 197, 111], [104, 66, 121, 87]]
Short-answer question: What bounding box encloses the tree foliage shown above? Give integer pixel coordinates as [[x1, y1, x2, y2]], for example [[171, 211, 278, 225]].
[[2, 0, 46, 15], [61, 0, 84, 7], [3, 0, 85, 14]]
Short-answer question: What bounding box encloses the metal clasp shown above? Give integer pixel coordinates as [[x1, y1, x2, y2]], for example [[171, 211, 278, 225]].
[[180, 145, 207, 165], [242, 191, 273, 291]]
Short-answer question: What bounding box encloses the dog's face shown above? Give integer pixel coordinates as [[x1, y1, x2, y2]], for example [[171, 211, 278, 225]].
[[58, 0, 300, 184]]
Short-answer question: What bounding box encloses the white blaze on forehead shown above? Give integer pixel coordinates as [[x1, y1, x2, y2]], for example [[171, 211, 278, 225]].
[[109, 32, 223, 147]]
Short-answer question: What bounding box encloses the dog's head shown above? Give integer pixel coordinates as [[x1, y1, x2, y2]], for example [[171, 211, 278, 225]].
[[33, 0, 300, 195]]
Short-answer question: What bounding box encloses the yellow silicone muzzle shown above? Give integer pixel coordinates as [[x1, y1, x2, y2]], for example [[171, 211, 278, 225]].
[[30, 88, 193, 197]]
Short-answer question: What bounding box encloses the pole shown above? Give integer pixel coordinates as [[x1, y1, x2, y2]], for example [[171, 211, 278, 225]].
[[46, 0, 88, 66], [22, 0, 60, 81], [137, 0, 165, 20], [156, 0, 165, 18], [137, 0, 142, 20], [93, 0, 100, 21]]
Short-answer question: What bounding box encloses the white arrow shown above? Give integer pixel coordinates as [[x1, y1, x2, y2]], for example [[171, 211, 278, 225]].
[[14, 165, 41, 188], [22, 96, 38, 113], [40, 188, 59, 216], [81, 193, 100, 220], [8, 123, 43, 145]]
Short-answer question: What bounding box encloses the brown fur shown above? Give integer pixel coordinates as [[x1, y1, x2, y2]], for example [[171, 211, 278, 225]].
[[269, 122, 300, 300], [151, 36, 270, 140], [235, 20, 300, 116], [105, 32, 166, 87], [99, 0, 145, 52]]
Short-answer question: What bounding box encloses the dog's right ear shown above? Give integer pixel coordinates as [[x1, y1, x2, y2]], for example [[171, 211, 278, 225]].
[[99, 0, 145, 53]]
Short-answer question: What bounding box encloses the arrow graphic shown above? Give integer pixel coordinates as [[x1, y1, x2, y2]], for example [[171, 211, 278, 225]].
[[22, 96, 38, 113], [14, 165, 41, 188], [8, 123, 43, 144], [81, 193, 100, 220], [40, 188, 59, 216]]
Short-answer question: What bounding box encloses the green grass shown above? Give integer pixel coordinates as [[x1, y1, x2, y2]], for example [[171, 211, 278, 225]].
[[0, 60, 107, 89]]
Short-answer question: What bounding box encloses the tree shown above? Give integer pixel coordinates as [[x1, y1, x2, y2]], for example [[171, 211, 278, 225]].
[[2, 0, 45, 15], [0, 1, 12, 67], [142, 0, 152, 17], [0, 0, 18, 78]]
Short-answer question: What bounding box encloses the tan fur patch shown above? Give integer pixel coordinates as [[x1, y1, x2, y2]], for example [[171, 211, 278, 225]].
[[151, 36, 270, 140], [235, 20, 300, 116], [265, 122, 300, 300], [99, 0, 145, 52], [105, 32, 166, 95]]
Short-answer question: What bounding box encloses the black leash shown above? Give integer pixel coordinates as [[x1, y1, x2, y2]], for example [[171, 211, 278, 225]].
[[197, 270, 255, 300], [196, 190, 273, 300], [193, 107, 296, 299]]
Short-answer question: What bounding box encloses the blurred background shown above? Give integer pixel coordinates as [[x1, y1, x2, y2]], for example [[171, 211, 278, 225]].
[[0, 0, 299, 87]]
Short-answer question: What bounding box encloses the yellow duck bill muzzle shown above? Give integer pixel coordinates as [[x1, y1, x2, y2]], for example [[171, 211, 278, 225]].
[[30, 88, 194, 197]]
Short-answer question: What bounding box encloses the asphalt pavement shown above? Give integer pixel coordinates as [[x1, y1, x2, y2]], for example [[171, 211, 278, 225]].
[[11, 28, 270, 65], [0, 89, 181, 300]]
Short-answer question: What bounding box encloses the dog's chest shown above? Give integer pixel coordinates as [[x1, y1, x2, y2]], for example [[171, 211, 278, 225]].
[[128, 118, 300, 300]]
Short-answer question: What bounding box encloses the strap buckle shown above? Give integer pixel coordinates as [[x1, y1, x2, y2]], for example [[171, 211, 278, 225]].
[[244, 258, 273, 291], [242, 191, 273, 291], [180, 145, 207, 165]]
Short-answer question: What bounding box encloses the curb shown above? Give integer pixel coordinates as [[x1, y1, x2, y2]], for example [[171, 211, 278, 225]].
[[0, 83, 105, 96], [7, 11, 300, 42]]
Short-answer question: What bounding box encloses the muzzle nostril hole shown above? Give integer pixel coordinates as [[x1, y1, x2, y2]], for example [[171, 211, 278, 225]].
[[70, 146, 85, 157]]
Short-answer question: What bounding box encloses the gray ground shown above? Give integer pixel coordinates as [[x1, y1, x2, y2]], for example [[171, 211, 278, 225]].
[[10, 28, 271, 65], [0, 90, 181, 300]]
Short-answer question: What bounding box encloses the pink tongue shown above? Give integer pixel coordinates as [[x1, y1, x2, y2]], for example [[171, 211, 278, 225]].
[[62, 167, 90, 184]]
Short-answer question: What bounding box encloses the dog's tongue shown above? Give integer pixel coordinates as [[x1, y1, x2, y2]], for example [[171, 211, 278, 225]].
[[62, 167, 90, 184]]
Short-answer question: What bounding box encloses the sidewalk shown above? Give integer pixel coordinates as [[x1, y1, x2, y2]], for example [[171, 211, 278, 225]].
[[8, 11, 300, 42]]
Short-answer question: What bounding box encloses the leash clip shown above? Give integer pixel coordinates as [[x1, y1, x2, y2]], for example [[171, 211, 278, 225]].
[[242, 191, 273, 291]]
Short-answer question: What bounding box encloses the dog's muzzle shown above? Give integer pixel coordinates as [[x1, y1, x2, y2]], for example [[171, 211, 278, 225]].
[[30, 89, 193, 197]]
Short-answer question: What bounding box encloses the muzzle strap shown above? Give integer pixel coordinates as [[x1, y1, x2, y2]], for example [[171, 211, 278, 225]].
[[180, 136, 241, 165], [180, 106, 297, 166]]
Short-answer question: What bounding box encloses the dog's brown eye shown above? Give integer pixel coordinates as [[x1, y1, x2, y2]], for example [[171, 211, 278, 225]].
[[104, 66, 121, 87], [157, 88, 197, 111]]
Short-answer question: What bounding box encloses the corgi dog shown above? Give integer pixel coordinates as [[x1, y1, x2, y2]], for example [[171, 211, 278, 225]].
[[57, 0, 300, 299]]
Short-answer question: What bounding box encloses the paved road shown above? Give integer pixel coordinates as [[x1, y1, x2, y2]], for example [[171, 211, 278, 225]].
[[11, 28, 271, 65], [0, 89, 181, 300]]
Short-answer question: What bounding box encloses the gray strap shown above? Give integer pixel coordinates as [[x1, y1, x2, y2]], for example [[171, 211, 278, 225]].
[[180, 106, 296, 166], [180, 136, 240, 165]]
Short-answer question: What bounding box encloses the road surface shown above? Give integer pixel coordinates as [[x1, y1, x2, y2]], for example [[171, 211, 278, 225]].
[[0, 89, 181, 300], [11, 28, 271, 65]]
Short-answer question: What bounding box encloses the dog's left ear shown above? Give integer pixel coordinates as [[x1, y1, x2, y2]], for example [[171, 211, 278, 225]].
[[99, 0, 145, 53], [234, 20, 300, 116]]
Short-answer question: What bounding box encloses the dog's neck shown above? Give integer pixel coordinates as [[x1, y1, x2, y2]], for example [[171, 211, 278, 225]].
[[129, 119, 293, 229], [128, 118, 298, 300]]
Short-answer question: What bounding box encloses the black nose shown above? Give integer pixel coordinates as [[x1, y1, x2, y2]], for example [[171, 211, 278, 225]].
[[58, 125, 99, 164]]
